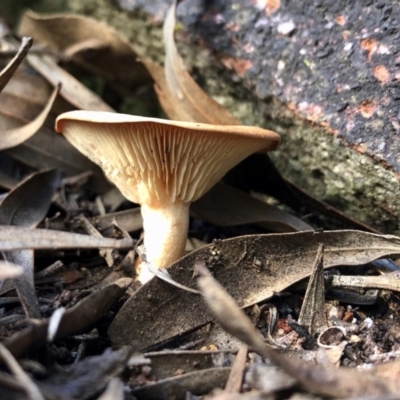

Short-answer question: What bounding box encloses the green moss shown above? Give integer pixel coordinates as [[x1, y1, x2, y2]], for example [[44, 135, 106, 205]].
[[269, 114, 400, 234]]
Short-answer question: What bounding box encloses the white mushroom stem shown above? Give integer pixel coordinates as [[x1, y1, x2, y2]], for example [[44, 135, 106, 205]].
[[138, 201, 190, 283]]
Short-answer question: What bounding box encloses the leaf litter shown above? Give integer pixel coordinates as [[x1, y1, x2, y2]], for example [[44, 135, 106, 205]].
[[0, 1, 399, 399], [0, 169, 61, 318], [108, 230, 400, 348]]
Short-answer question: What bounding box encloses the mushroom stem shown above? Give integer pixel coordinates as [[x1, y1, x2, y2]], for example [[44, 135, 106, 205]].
[[138, 201, 190, 283]]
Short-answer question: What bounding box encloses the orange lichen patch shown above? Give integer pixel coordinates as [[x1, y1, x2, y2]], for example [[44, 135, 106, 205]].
[[373, 65, 391, 83], [335, 15, 346, 26], [266, 0, 281, 15], [354, 144, 366, 153], [359, 99, 377, 118], [298, 101, 324, 122], [360, 38, 377, 61], [221, 57, 253, 77], [252, 0, 280, 15]]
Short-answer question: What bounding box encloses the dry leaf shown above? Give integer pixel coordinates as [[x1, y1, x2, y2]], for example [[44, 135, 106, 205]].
[[18, 12, 148, 87], [192, 183, 312, 232], [26, 53, 114, 112], [0, 169, 61, 318], [2, 36, 113, 112], [141, 350, 231, 380], [297, 243, 327, 333], [0, 84, 60, 151], [0, 169, 60, 227], [90, 208, 142, 237], [5, 278, 132, 358], [0, 36, 32, 93], [0, 226, 134, 251], [143, 60, 194, 121], [92, 183, 311, 238], [0, 58, 71, 121], [131, 368, 231, 399], [149, 0, 240, 124], [0, 59, 111, 193], [39, 347, 132, 400], [196, 263, 400, 398], [224, 345, 247, 393], [109, 230, 400, 348], [4, 126, 111, 194]]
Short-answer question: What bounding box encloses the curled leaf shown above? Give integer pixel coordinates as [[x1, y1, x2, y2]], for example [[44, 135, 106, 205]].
[[0, 37, 32, 93], [18, 12, 148, 86], [0, 84, 60, 151], [159, 0, 240, 124]]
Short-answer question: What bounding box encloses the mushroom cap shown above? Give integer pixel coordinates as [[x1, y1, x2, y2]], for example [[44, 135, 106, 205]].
[[56, 111, 280, 207]]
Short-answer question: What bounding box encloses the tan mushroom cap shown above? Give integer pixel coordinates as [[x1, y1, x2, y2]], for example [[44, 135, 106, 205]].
[[56, 111, 280, 208]]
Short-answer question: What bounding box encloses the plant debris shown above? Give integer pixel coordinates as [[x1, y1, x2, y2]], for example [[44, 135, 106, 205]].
[[0, 1, 399, 399]]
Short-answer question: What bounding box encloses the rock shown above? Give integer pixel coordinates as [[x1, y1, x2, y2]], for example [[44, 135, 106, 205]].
[[67, 0, 400, 233]]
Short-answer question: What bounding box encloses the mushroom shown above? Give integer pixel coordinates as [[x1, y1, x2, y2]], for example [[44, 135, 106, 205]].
[[55, 111, 280, 283]]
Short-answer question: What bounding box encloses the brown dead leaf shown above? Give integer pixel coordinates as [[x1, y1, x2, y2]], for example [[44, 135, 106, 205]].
[[297, 243, 327, 333], [0, 226, 134, 251], [0, 170, 60, 229], [0, 36, 32, 93], [132, 368, 231, 399], [141, 350, 232, 380], [79, 214, 116, 267], [143, 60, 193, 121], [39, 346, 132, 400], [26, 53, 114, 112], [109, 230, 400, 348], [90, 208, 142, 237], [5, 278, 132, 358], [0, 57, 111, 193], [0, 83, 60, 151], [3, 36, 113, 112], [0, 60, 71, 121], [18, 11, 148, 87], [192, 183, 312, 232], [196, 263, 400, 398], [224, 345, 247, 393], [4, 126, 111, 194], [0, 169, 61, 318], [93, 183, 311, 238], [0, 171, 18, 191], [159, 0, 240, 124]]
